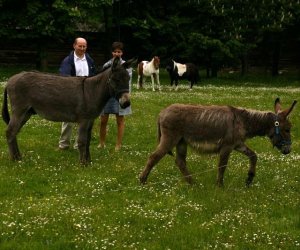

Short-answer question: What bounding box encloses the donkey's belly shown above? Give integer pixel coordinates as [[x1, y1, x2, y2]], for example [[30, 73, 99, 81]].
[[188, 140, 221, 153]]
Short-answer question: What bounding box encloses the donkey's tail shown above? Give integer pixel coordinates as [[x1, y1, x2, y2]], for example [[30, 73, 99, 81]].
[[157, 117, 174, 156], [2, 88, 10, 124]]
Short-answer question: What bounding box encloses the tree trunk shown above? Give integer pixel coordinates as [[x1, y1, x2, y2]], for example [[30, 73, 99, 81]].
[[206, 66, 210, 78], [211, 67, 218, 77], [36, 39, 48, 71]]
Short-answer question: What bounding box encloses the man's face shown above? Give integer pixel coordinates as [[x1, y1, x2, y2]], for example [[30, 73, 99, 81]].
[[74, 39, 87, 58]]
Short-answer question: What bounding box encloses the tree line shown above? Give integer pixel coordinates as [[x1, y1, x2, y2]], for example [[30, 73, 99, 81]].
[[1, 0, 300, 77]]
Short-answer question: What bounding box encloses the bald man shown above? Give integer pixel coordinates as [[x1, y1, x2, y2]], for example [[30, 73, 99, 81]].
[[58, 37, 96, 150]]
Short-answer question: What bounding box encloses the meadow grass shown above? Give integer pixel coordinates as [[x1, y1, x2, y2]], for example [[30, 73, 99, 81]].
[[0, 67, 299, 249]]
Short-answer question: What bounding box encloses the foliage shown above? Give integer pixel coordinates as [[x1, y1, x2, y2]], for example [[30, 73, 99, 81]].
[[119, 0, 300, 76], [0, 0, 111, 39], [0, 68, 299, 249], [1, 0, 300, 74]]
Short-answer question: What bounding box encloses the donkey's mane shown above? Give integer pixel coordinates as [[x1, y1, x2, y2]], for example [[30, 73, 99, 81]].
[[234, 107, 274, 137]]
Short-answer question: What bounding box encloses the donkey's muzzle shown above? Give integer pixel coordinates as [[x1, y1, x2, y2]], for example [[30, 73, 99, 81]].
[[119, 92, 131, 109]]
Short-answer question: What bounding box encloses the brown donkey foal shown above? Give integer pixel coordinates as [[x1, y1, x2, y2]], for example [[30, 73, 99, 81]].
[[140, 98, 297, 186]]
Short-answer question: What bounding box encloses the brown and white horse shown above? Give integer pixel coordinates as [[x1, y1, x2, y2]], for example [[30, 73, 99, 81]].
[[137, 56, 160, 91]]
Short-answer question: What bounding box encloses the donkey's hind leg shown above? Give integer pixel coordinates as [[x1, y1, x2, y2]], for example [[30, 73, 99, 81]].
[[139, 136, 175, 184], [175, 139, 193, 184], [139, 147, 167, 184], [6, 111, 32, 160]]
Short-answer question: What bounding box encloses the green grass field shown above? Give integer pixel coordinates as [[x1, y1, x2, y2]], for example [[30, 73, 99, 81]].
[[0, 67, 299, 249]]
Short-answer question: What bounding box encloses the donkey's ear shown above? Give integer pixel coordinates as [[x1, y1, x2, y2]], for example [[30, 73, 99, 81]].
[[282, 100, 297, 118], [274, 97, 281, 114], [122, 58, 137, 69]]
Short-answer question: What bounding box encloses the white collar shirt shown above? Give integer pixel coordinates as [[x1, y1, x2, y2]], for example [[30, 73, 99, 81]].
[[74, 53, 89, 76]]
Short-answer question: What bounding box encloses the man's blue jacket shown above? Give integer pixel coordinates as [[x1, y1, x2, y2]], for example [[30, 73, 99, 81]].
[[59, 51, 96, 76]]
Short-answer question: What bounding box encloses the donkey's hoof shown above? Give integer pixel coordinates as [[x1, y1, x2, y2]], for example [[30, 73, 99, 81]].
[[12, 154, 22, 161], [185, 176, 194, 185], [139, 175, 147, 185], [216, 180, 224, 187], [245, 179, 253, 187], [80, 159, 90, 165], [246, 173, 254, 187]]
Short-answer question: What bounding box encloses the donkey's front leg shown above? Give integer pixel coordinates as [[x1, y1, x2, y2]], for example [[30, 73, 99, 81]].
[[77, 121, 92, 164], [85, 120, 94, 162], [236, 145, 257, 187]]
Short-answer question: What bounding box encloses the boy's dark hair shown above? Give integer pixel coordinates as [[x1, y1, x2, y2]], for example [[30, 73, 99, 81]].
[[112, 41, 124, 51]]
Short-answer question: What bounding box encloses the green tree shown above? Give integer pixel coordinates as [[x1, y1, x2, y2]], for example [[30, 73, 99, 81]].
[[119, 0, 300, 77]]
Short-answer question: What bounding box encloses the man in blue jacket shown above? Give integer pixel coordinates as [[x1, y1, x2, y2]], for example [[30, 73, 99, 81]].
[[58, 37, 96, 150]]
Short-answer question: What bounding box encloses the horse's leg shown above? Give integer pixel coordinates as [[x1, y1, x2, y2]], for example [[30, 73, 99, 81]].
[[175, 139, 193, 184], [175, 77, 179, 91], [235, 144, 257, 187], [217, 147, 232, 187], [137, 74, 141, 89], [150, 74, 155, 91], [189, 81, 193, 91], [6, 110, 32, 160], [77, 120, 90, 164], [190, 79, 194, 89], [155, 73, 161, 91], [139, 134, 177, 184], [190, 74, 197, 89]]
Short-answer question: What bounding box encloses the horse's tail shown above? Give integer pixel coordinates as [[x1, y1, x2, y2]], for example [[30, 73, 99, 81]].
[[2, 87, 10, 124], [157, 117, 174, 156]]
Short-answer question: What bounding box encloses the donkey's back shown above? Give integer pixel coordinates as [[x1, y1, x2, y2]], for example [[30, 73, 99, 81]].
[[6, 71, 88, 122], [158, 103, 239, 153]]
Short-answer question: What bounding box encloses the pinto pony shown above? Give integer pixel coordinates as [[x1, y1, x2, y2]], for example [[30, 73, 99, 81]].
[[2, 57, 135, 164], [137, 56, 160, 91], [140, 98, 297, 187], [165, 60, 199, 90]]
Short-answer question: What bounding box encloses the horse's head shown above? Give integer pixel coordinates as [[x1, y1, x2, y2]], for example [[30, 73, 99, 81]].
[[153, 56, 160, 70], [109, 57, 136, 109], [269, 98, 297, 154], [165, 59, 174, 73]]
